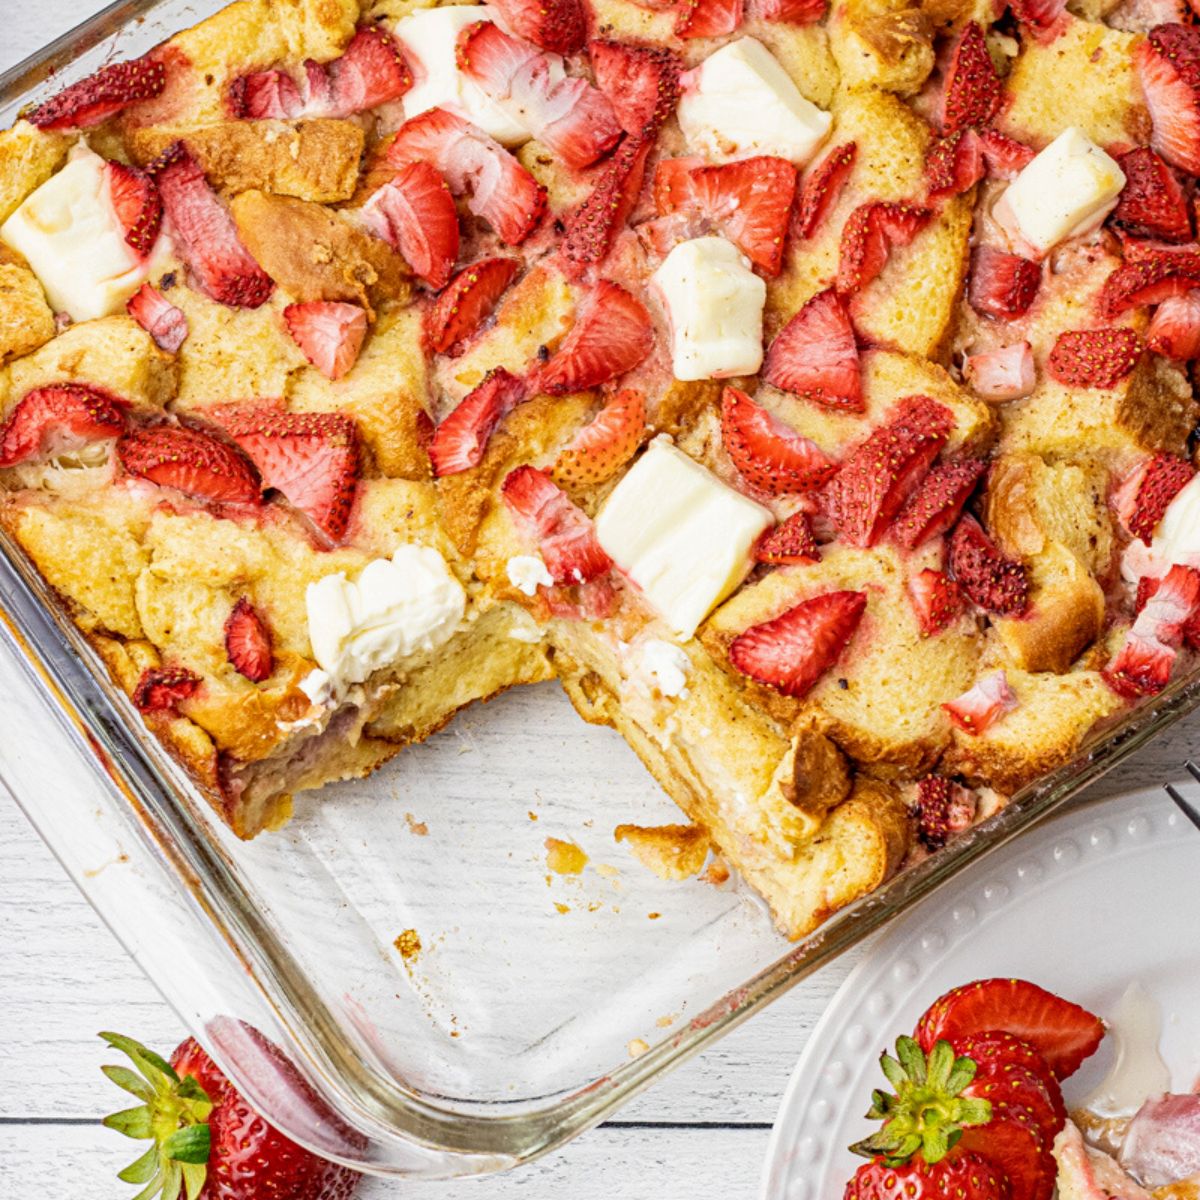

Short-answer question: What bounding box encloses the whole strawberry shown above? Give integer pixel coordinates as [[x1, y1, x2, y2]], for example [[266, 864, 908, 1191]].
[[99, 1030, 360, 1200], [845, 1150, 1009, 1200]]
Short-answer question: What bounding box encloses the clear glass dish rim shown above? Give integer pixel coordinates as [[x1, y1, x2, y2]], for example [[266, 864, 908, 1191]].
[[4, 0, 1199, 1170]]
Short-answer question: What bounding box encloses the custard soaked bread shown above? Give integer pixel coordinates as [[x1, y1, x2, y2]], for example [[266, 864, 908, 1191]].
[[4, 0, 1200, 938]]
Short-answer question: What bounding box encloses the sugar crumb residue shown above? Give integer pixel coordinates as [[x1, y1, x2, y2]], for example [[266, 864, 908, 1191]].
[[554, 902, 571, 914], [394, 929, 422, 961], [628, 1038, 650, 1058], [544, 837, 588, 875], [404, 812, 428, 836], [648, 912, 661, 920], [528, 810, 538, 821]]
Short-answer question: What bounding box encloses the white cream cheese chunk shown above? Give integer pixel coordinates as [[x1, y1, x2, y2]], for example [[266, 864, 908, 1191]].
[[995, 127, 1126, 256], [393, 6, 528, 145], [306, 544, 466, 692], [651, 237, 766, 381], [506, 553, 553, 596], [1122, 472, 1200, 582], [676, 37, 832, 165], [636, 638, 692, 698], [0, 144, 151, 322], [595, 437, 772, 638]]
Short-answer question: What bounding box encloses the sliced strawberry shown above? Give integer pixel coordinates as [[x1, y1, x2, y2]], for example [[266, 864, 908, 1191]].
[[1113, 451, 1195, 543], [561, 134, 652, 278], [652, 156, 704, 212], [361, 161, 459, 290], [502, 465, 611, 582], [224, 598, 273, 683], [916, 978, 1106, 1080], [429, 368, 527, 477], [926, 129, 984, 199], [551, 388, 646, 487], [229, 70, 303, 119], [908, 568, 966, 636], [755, 510, 820, 565], [893, 458, 987, 550], [213, 407, 359, 541], [148, 144, 273, 309], [536, 280, 653, 394], [963, 342, 1036, 401], [949, 514, 1030, 615], [728, 590, 867, 698], [941, 22, 1003, 135], [914, 773, 976, 848], [978, 127, 1036, 178], [1136, 24, 1200, 177], [968, 245, 1041, 321], [1105, 627, 1177, 696], [836, 202, 930, 293], [1113, 147, 1192, 243], [793, 142, 856, 240], [105, 162, 162, 258], [283, 301, 368, 381], [965, 1066, 1063, 1148], [589, 40, 682, 136], [132, 666, 201, 715], [321, 26, 412, 116], [957, 1110, 1056, 1200], [720, 386, 838, 495], [675, 0, 744, 39], [747, 0, 826, 22], [953, 1031, 1067, 1126], [26, 56, 166, 129], [762, 288, 862, 411], [425, 257, 519, 355], [386, 108, 546, 246], [0, 384, 127, 467], [126, 284, 188, 354], [1147, 290, 1200, 358], [118, 426, 261, 505], [823, 396, 953, 547], [943, 669, 1019, 735], [457, 22, 622, 170], [488, 0, 587, 54], [1100, 248, 1200, 317], [1133, 562, 1200, 645], [1046, 327, 1142, 388]]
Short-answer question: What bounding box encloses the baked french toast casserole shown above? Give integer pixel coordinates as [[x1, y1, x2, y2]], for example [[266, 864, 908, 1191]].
[[2, 0, 1198, 939]]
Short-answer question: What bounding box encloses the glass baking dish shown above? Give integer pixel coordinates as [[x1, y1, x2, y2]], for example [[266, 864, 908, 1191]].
[[4, 1, 1200, 1177]]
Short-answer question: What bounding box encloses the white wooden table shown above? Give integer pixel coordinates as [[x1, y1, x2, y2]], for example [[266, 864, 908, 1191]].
[[2, 9, 1198, 1195]]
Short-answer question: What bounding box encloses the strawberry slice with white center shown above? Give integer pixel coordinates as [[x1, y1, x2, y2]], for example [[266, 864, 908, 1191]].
[[1112, 146, 1193, 243], [762, 288, 862, 411], [360, 161, 459, 290], [925, 129, 984, 199], [728, 589, 867, 698], [836, 202, 930, 293], [978, 128, 1035, 179], [283, 302, 368, 381], [456, 22, 622, 170], [1136, 24, 1200, 177], [1010, 0, 1068, 39], [133, 666, 202, 715], [561, 134, 653, 278], [908, 568, 966, 636], [502, 464, 612, 583], [655, 155, 798, 275], [1106, 563, 1200, 696], [942, 669, 1019, 735], [386, 108, 547, 246], [212, 407, 360, 542], [224, 597, 274, 683], [675, 0, 745, 39], [148, 143, 273, 309], [940, 21, 1002, 135], [721, 386, 838, 495], [1113, 452, 1195, 543], [551, 388, 646, 488], [105, 162, 162, 258], [967, 245, 1041, 321], [126, 284, 188, 353], [230, 70, 304, 119], [823, 396, 953, 547], [892, 457, 987, 550], [535, 280, 653, 394], [755, 510, 820, 565], [746, 0, 826, 22], [1105, 627, 1179, 698], [1100, 248, 1200, 317], [949, 514, 1030, 616], [793, 141, 856, 240], [118, 425, 261, 505], [489, 0, 587, 55], [319, 26, 412, 116], [588, 40, 682, 136], [0, 384, 128, 467], [27, 56, 166, 129], [426, 256, 520, 354], [963, 342, 1035, 401], [429, 367, 527, 476], [1147, 291, 1200, 359]]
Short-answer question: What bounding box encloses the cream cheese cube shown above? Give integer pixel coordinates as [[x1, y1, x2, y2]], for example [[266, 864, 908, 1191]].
[[0, 145, 149, 323], [995, 127, 1126, 256], [651, 236, 766, 381], [393, 6, 528, 146], [676, 37, 832, 165], [595, 437, 772, 638]]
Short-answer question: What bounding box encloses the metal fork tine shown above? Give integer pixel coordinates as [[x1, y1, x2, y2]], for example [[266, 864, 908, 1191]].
[[1188, 760, 1200, 787], [1165, 776, 1200, 834]]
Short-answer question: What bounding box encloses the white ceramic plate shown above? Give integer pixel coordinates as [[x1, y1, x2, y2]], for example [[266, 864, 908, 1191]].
[[761, 784, 1200, 1200]]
